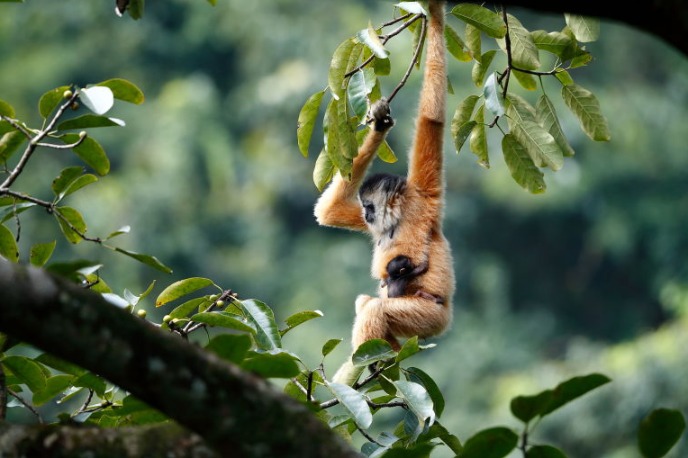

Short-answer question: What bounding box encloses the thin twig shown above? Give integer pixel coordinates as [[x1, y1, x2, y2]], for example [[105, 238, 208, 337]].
[[0, 115, 35, 140], [0, 189, 54, 208], [387, 14, 427, 104], [358, 426, 383, 446], [8, 390, 43, 423], [35, 133, 87, 150]]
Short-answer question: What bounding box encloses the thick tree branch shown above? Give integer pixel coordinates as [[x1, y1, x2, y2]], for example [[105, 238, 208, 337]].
[[0, 260, 359, 458], [462, 1, 688, 57]]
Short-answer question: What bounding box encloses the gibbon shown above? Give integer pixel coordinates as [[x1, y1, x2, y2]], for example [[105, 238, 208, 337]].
[[314, 0, 454, 382], [383, 255, 443, 304]]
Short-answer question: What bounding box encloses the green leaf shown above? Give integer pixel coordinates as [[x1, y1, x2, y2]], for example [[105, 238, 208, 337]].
[[543, 373, 611, 416], [322, 338, 343, 357], [531, 30, 575, 59], [497, 14, 539, 70], [0, 99, 15, 117], [111, 247, 173, 274], [536, 94, 575, 157], [469, 104, 489, 168], [0, 130, 25, 162], [406, 367, 445, 418], [33, 374, 76, 406], [555, 70, 574, 86], [57, 114, 124, 131], [281, 310, 323, 336], [502, 134, 546, 194], [352, 339, 397, 367], [348, 67, 377, 122], [451, 94, 479, 154], [356, 23, 388, 59], [96, 78, 145, 104], [328, 38, 357, 100], [565, 14, 599, 42], [527, 445, 567, 458], [327, 382, 373, 429], [241, 299, 282, 350], [73, 372, 107, 396], [190, 311, 256, 333], [127, 0, 144, 19], [167, 296, 211, 319], [242, 350, 301, 378], [471, 50, 496, 87], [52, 166, 85, 196], [464, 24, 482, 62], [105, 225, 130, 240], [30, 241, 57, 267], [396, 336, 421, 363], [2, 355, 47, 393], [510, 389, 553, 423], [373, 56, 391, 76], [0, 224, 19, 262], [35, 353, 85, 376], [395, 381, 435, 426], [39, 86, 70, 119], [483, 72, 505, 116], [60, 133, 110, 176], [377, 139, 397, 163], [324, 97, 357, 177], [451, 4, 506, 38], [206, 334, 252, 364], [313, 149, 336, 191], [445, 25, 471, 62], [58, 174, 98, 201], [155, 277, 215, 306], [638, 408, 686, 458], [507, 96, 563, 171], [54, 206, 87, 244], [459, 427, 518, 458], [561, 84, 611, 141], [512, 70, 537, 91], [296, 90, 325, 158]]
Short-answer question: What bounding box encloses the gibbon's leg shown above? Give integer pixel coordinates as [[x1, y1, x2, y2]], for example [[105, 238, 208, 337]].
[[351, 296, 452, 351]]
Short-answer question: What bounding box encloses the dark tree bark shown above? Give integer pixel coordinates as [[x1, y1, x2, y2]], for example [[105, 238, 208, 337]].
[[0, 260, 359, 458], [469, 0, 688, 56]]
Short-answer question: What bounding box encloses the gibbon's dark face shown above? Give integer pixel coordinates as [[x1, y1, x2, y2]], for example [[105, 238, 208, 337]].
[[358, 173, 407, 236]]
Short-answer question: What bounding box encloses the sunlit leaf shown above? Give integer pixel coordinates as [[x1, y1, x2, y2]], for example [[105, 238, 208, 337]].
[[497, 14, 539, 70], [0, 99, 15, 117], [460, 427, 518, 458], [347, 70, 371, 121], [356, 23, 388, 59], [377, 139, 397, 163], [206, 334, 252, 364], [325, 97, 357, 176], [531, 30, 574, 59], [155, 277, 215, 306], [395, 2, 427, 15], [396, 336, 420, 363], [297, 90, 325, 158], [0, 130, 25, 162], [54, 206, 87, 244], [96, 78, 145, 104], [464, 23, 481, 62], [241, 299, 282, 350], [352, 339, 397, 367], [512, 70, 537, 91], [451, 4, 506, 38], [30, 241, 57, 267], [373, 56, 391, 76], [327, 382, 373, 429], [167, 297, 211, 320], [406, 367, 445, 418], [329, 38, 357, 100], [502, 134, 546, 194], [469, 104, 489, 168], [445, 25, 471, 62], [80, 86, 114, 115], [565, 14, 599, 42], [483, 72, 505, 116], [57, 114, 124, 131], [2, 355, 47, 393], [60, 133, 110, 176], [536, 94, 575, 157], [561, 83, 611, 141], [38, 86, 70, 119], [395, 381, 435, 426], [638, 408, 686, 458], [451, 94, 479, 154], [313, 149, 336, 191], [0, 223, 19, 262], [555, 70, 574, 86], [105, 225, 131, 240]]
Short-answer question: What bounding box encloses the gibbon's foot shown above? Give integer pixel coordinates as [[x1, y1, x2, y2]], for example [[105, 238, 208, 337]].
[[355, 294, 373, 314], [367, 98, 394, 132]]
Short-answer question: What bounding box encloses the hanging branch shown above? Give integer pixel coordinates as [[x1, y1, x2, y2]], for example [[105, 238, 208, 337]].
[[387, 14, 427, 104]]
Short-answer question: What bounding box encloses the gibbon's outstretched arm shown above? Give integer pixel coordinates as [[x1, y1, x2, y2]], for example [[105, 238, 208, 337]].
[[313, 100, 394, 232]]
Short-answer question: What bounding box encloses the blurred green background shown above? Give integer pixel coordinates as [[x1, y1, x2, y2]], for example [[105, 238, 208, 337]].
[[1, 1, 687, 456]]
